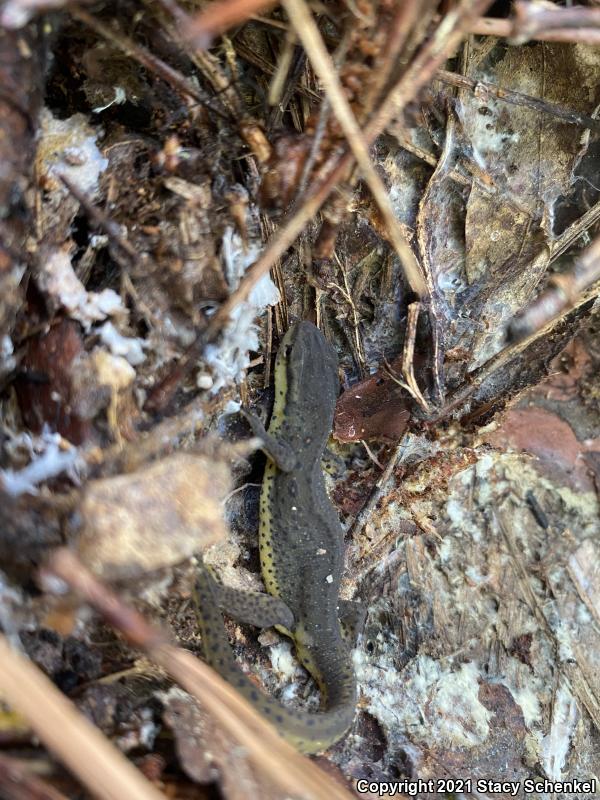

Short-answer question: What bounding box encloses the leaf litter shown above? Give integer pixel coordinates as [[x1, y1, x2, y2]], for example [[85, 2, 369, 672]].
[[0, 1, 599, 798]]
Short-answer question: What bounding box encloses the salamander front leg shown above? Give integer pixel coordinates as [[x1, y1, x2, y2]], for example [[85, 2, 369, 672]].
[[338, 599, 366, 646], [321, 447, 346, 478], [242, 409, 297, 472]]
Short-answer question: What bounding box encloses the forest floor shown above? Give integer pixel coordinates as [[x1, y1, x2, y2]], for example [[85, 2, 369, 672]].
[[0, 1, 599, 798]]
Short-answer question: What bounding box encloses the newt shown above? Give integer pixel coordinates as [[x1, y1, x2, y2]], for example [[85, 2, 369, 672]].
[[194, 320, 358, 754]]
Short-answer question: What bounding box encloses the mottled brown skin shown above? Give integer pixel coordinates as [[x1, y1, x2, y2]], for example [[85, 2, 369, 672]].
[[195, 321, 357, 753]]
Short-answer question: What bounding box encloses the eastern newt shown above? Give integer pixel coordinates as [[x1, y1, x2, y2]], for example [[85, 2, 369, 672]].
[[194, 320, 358, 754]]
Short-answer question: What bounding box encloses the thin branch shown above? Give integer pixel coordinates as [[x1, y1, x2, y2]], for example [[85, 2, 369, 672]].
[[391, 130, 533, 218], [468, 15, 600, 45], [293, 27, 352, 202], [426, 262, 600, 425], [206, 168, 341, 335], [345, 440, 406, 544], [89, 391, 235, 476], [58, 173, 138, 261], [58, 173, 165, 330], [363, 0, 494, 149], [154, 0, 244, 118], [513, 1, 600, 43], [250, 14, 288, 32], [267, 27, 297, 107], [0, 635, 167, 800], [509, 232, 600, 342], [233, 38, 321, 103], [550, 199, 600, 264], [436, 69, 600, 134]]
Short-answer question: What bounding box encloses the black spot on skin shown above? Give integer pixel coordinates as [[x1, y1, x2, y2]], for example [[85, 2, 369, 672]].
[[250, 690, 259, 701]]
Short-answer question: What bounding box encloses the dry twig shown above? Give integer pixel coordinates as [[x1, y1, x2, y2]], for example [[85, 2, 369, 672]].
[[550, 199, 600, 264], [512, 1, 600, 43], [0, 635, 167, 800], [509, 233, 600, 343], [469, 18, 600, 46], [436, 69, 600, 134], [398, 302, 430, 413]]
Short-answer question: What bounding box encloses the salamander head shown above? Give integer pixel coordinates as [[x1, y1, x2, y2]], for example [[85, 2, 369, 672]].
[[278, 321, 339, 425]]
